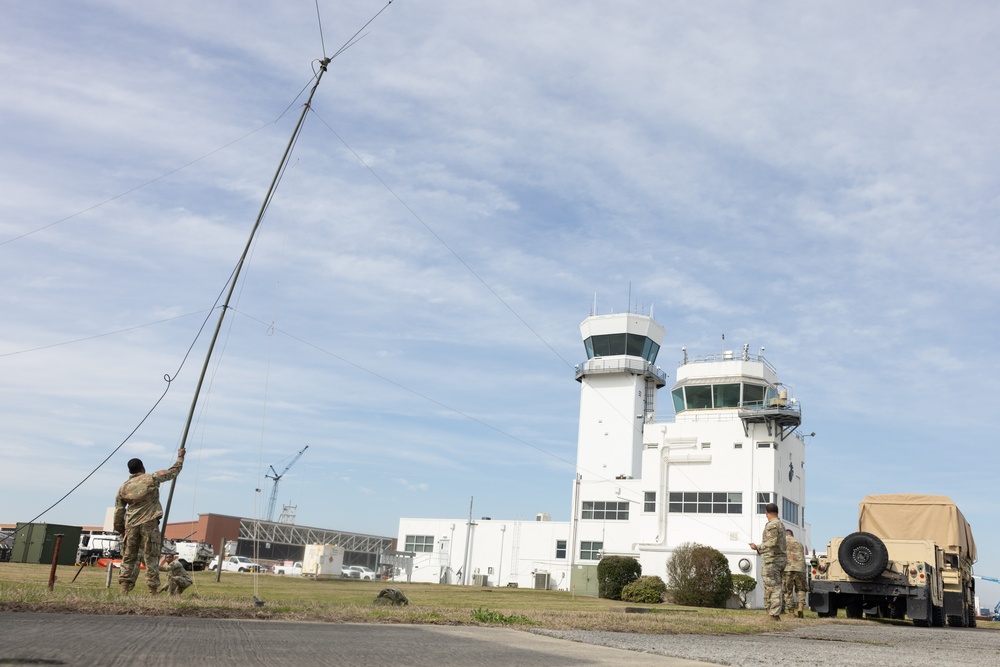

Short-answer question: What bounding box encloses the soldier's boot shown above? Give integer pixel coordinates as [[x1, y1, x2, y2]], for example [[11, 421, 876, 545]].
[[148, 585, 159, 595], [797, 604, 804, 619], [119, 582, 134, 594], [769, 615, 781, 621]]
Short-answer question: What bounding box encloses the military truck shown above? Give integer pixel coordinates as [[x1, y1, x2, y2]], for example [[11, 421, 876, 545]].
[[809, 494, 977, 627]]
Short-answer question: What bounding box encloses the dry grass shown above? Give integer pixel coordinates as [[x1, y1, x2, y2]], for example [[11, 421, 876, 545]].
[[0, 562, 935, 634]]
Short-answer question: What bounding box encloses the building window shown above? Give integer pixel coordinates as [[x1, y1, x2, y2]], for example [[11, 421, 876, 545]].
[[701, 442, 711, 449], [404, 535, 434, 553], [584, 334, 659, 363], [580, 541, 603, 560], [555, 540, 567, 559], [757, 492, 777, 514], [643, 491, 656, 513], [782, 498, 800, 525], [734, 442, 743, 449], [667, 492, 742, 514], [582, 501, 630, 520]]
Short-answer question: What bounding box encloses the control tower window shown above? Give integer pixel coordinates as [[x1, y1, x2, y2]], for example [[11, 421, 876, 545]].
[[685, 385, 712, 409], [713, 383, 740, 408], [583, 334, 660, 363], [671, 388, 685, 413], [743, 384, 765, 408]]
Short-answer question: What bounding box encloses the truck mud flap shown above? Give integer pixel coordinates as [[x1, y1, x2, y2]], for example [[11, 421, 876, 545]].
[[809, 591, 830, 614], [909, 598, 929, 622]]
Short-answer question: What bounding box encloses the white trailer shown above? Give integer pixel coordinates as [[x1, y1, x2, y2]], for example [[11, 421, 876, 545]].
[[302, 544, 343, 580]]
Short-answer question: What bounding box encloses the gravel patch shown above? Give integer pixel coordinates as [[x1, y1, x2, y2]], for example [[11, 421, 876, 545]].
[[535, 623, 1000, 667]]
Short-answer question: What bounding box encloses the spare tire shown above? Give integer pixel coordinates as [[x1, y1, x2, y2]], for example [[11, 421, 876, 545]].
[[838, 532, 889, 580]]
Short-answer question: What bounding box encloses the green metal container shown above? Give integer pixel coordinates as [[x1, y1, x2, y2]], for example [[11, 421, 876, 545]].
[[11, 523, 82, 566]]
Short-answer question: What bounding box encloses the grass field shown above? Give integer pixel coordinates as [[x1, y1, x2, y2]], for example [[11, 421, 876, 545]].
[[6, 562, 993, 635]]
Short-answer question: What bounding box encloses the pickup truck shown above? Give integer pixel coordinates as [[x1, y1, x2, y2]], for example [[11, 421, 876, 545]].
[[208, 556, 263, 573], [273, 561, 303, 576]]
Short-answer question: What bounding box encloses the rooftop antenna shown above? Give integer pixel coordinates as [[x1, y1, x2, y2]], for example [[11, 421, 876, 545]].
[[593, 292, 598, 316]]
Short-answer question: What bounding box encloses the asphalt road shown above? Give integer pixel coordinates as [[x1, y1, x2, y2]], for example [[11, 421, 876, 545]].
[[544, 622, 1000, 667], [4, 612, 998, 666], [0, 612, 712, 667]]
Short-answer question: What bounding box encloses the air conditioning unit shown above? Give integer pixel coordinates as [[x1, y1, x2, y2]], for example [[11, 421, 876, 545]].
[[472, 574, 489, 587], [534, 571, 550, 590]]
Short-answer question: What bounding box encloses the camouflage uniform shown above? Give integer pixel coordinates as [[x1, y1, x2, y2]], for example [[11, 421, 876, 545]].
[[757, 516, 787, 616], [783, 534, 808, 616], [113, 453, 184, 593], [160, 559, 193, 595]]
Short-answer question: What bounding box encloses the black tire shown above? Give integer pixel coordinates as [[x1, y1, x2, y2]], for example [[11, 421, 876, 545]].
[[969, 607, 977, 628], [932, 604, 945, 627], [238, 567, 247, 572], [838, 532, 889, 581], [845, 602, 864, 619]]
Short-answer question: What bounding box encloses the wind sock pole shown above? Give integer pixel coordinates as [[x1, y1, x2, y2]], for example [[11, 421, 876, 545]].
[[159, 57, 333, 542]]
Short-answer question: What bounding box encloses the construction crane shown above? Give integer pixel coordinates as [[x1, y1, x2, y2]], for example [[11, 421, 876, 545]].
[[265, 445, 308, 522], [974, 576, 1000, 621]]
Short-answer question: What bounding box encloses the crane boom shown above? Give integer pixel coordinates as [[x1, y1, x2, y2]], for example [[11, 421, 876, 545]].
[[265, 445, 309, 522]]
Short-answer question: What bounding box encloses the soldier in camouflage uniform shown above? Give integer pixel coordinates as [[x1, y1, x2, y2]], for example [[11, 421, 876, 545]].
[[749, 502, 787, 620], [159, 551, 193, 596], [113, 447, 185, 594], [783, 529, 807, 618]]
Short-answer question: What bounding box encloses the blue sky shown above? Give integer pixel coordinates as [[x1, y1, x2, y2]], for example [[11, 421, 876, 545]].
[[2, 1, 998, 606]]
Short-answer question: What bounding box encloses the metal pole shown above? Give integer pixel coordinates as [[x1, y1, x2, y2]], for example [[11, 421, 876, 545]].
[[497, 525, 506, 587], [105, 560, 114, 588], [461, 497, 473, 586], [160, 56, 333, 541], [47, 534, 63, 591]]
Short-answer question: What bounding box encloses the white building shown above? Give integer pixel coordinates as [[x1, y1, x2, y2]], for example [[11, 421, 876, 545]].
[[397, 312, 810, 606]]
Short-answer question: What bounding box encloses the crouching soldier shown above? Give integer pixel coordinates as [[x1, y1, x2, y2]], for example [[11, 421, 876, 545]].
[[159, 551, 193, 596]]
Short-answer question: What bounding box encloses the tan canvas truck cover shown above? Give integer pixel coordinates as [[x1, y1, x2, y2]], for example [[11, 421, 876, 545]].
[[857, 494, 976, 562]]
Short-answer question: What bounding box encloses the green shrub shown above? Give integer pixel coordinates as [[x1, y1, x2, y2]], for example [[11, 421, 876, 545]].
[[597, 555, 642, 600], [665, 542, 733, 608], [620, 575, 667, 603], [731, 574, 757, 609]]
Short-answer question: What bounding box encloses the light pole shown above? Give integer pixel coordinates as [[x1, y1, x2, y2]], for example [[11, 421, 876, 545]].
[[498, 525, 506, 587]]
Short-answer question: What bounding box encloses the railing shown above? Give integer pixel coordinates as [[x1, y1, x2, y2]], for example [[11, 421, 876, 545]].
[[575, 358, 667, 383], [739, 399, 801, 414], [680, 353, 777, 375]]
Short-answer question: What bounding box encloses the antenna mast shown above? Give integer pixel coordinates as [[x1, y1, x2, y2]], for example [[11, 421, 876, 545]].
[[159, 57, 333, 539]]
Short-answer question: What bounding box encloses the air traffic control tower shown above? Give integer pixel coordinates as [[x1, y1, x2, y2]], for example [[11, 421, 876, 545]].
[[574, 313, 667, 481]]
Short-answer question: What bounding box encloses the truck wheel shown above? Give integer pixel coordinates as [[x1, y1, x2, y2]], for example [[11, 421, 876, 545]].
[[845, 602, 863, 619], [838, 532, 889, 581], [932, 604, 945, 627], [968, 606, 977, 628]]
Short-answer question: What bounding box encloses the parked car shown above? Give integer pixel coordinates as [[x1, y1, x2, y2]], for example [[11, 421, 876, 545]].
[[345, 565, 378, 580], [273, 561, 303, 576], [208, 555, 263, 573]]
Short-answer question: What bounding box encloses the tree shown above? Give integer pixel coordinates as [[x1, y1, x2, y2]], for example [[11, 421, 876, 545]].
[[597, 555, 641, 600], [731, 574, 757, 609], [666, 542, 734, 608]]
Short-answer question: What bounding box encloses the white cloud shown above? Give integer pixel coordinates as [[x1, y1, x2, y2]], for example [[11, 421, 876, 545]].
[[2, 0, 999, 605]]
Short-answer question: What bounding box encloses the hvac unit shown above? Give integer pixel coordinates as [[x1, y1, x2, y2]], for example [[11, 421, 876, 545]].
[[472, 574, 489, 587], [533, 571, 550, 590]]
